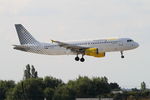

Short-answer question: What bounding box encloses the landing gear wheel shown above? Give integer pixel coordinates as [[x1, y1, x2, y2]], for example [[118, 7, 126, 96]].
[[80, 58, 85, 62], [121, 55, 124, 58], [121, 51, 124, 58], [75, 56, 80, 61]]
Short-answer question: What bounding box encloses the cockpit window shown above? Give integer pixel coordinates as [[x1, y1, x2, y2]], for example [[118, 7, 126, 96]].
[[127, 40, 133, 42]]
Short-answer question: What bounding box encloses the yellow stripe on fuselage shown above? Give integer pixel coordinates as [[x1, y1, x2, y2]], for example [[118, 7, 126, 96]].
[[106, 38, 118, 41]]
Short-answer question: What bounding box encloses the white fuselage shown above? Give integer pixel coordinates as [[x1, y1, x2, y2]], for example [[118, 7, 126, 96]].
[[24, 38, 139, 55]]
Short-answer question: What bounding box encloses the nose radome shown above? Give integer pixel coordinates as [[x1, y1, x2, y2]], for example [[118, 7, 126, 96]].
[[135, 42, 139, 48]]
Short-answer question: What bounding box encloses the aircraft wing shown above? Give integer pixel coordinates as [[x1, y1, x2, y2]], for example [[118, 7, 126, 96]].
[[51, 40, 90, 54]]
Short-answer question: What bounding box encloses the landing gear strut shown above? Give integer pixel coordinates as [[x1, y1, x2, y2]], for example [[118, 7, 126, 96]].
[[121, 51, 124, 58]]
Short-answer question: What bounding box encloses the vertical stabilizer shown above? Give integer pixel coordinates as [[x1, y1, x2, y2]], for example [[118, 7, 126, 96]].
[[15, 24, 39, 44]]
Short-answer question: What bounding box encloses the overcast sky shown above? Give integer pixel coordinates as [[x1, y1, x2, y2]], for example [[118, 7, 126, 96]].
[[0, 0, 150, 89]]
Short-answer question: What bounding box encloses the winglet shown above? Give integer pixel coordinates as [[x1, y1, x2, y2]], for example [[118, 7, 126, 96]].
[[51, 40, 56, 43]]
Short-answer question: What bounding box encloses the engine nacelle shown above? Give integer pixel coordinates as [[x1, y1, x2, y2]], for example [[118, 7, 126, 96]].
[[85, 48, 105, 57]]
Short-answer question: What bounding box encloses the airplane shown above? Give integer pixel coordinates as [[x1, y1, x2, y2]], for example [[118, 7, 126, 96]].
[[13, 24, 139, 62]]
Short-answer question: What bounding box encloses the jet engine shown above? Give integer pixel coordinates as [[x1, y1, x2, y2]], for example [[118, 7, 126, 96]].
[[85, 48, 105, 57]]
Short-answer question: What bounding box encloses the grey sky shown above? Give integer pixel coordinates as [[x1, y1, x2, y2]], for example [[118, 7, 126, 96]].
[[0, 0, 150, 88]]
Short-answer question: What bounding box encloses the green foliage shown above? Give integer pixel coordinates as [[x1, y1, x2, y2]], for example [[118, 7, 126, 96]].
[[2, 75, 150, 100], [31, 65, 38, 78], [113, 90, 150, 100], [24, 64, 38, 79], [92, 77, 110, 96], [141, 81, 146, 91], [9, 78, 44, 100], [44, 76, 63, 89], [67, 76, 111, 98], [113, 93, 127, 100], [3, 64, 150, 100], [0, 80, 15, 100], [75, 76, 93, 97], [4, 75, 64, 100], [53, 85, 76, 100], [110, 83, 120, 90], [44, 88, 54, 100]]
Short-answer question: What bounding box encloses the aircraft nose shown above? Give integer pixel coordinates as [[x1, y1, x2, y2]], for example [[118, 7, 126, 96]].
[[135, 42, 139, 48]]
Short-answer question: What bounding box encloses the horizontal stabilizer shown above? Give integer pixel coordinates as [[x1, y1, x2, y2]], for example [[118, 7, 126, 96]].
[[13, 45, 30, 51]]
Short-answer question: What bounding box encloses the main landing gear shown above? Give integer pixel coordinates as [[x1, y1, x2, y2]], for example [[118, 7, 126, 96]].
[[75, 54, 85, 62], [121, 51, 124, 58]]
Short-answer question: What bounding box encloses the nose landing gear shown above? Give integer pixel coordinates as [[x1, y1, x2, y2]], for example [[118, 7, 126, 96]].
[[121, 51, 124, 58]]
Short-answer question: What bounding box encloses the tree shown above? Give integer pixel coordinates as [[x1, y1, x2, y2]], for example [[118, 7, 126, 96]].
[[141, 81, 146, 91], [31, 65, 38, 78], [43, 76, 63, 89], [53, 85, 76, 100], [24, 64, 31, 79], [75, 76, 94, 97], [24, 64, 38, 80], [92, 77, 110, 96], [44, 88, 54, 100], [9, 78, 44, 100], [0, 80, 15, 100], [109, 83, 120, 90], [67, 76, 111, 98]]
